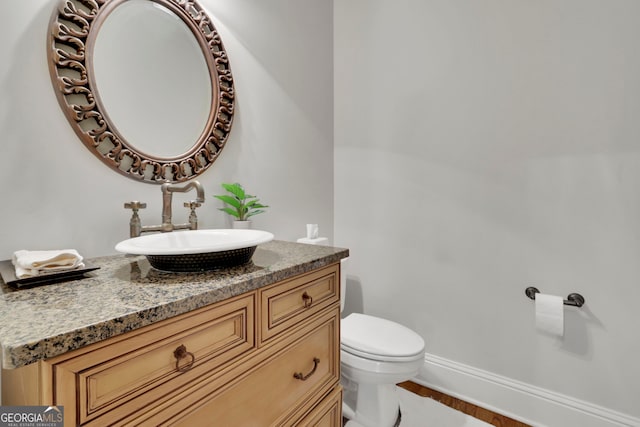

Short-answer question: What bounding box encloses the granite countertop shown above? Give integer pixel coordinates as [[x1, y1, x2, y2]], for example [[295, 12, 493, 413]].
[[0, 240, 348, 369]]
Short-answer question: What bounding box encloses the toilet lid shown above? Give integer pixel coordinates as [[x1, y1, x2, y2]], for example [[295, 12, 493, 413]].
[[341, 313, 425, 360]]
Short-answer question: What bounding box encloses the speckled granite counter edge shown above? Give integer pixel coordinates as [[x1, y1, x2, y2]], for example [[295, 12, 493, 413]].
[[1, 243, 348, 369]]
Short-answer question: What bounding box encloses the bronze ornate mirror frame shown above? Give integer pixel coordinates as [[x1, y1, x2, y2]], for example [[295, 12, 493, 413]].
[[47, 0, 235, 183]]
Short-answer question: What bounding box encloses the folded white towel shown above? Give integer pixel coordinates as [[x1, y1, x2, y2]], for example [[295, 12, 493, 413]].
[[12, 249, 84, 279]]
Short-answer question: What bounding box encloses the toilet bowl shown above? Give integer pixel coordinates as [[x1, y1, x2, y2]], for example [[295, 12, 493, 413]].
[[340, 312, 425, 427]]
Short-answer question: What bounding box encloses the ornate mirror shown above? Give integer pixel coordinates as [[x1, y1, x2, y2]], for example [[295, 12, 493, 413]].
[[48, 0, 235, 183]]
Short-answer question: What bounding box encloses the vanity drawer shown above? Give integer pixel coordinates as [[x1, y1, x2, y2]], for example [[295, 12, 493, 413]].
[[136, 307, 340, 426], [260, 263, 339, 343], [294, 386, 343, 426], [53, 293, 255, 425]]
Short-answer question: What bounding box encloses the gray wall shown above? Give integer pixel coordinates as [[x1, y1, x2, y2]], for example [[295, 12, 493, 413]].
[[335, 0, 640, 423], [0, 0, 334, 260]]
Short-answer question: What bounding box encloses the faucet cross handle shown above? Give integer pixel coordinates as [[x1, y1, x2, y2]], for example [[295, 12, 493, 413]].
[[124, 201, 147, 212], [184, 200, 202, 230], [124, 201, 148, 238], [183, 201, 202, 210]]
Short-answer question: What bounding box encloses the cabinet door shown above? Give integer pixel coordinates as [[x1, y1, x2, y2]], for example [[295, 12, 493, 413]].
[[133, 307, 340, 427]]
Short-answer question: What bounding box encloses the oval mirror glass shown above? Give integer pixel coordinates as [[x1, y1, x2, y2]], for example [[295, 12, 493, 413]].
[[93, 0, 212, 158]]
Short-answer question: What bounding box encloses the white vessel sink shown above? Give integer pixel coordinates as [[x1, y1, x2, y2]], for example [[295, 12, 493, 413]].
[[115, 229, 274, 272]]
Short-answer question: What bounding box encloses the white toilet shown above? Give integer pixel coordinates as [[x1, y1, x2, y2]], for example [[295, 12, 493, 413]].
[[340, 259, 426, 427]]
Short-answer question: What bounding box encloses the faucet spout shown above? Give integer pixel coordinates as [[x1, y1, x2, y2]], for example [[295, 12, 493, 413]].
[[160, 180, 205, 231]]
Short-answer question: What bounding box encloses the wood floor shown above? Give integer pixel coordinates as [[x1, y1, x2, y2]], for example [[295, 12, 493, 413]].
[[398, 381, 532, 427]]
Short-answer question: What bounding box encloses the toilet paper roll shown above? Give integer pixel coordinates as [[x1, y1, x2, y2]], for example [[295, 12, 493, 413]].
[[535, 293, 564, 337]]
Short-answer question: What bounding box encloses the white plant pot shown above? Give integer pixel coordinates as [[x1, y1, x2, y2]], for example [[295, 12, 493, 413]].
[[232, 220, 252, 229]]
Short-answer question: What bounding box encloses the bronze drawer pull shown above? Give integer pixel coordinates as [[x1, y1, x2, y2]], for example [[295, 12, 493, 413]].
[[302, 292, 313, 308], [173, 344, 195, 373], [293, 357, 320, 381]]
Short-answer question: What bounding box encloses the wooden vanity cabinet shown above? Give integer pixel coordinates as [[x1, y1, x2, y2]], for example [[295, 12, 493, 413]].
[[2, 263, 342, 426]]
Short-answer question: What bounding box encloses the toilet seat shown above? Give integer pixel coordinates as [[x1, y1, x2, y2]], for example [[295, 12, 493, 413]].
[[341, 313, 425, 362]]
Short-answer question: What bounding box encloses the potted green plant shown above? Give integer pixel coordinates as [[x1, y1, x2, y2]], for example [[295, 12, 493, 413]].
[[214, 182, 269, 228]]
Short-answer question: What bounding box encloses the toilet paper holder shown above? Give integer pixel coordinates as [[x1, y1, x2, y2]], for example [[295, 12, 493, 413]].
[[525, 287, 585, 307]]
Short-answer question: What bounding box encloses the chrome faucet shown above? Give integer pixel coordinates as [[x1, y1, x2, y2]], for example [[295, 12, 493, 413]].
[[124, 180, 205, 237]]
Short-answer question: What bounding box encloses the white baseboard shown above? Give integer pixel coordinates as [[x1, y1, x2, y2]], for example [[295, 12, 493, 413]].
[[414, 353, 640, 427]]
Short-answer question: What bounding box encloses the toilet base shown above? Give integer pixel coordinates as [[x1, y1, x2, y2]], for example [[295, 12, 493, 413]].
[[342, 379, 401, 427]]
